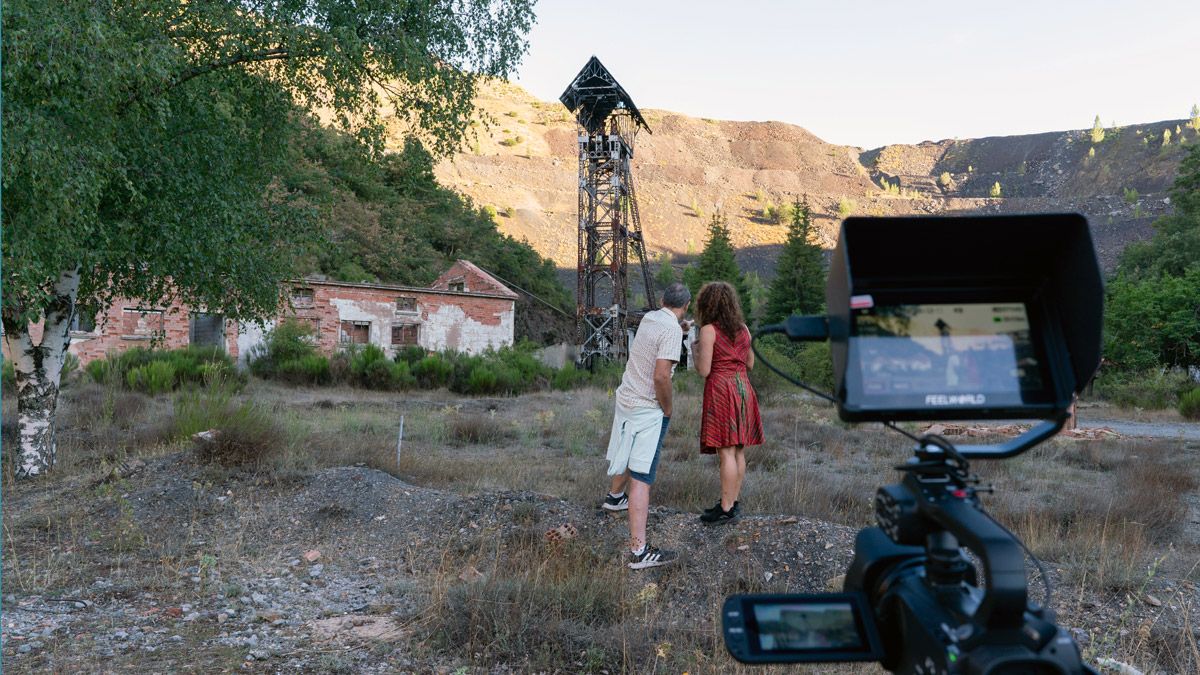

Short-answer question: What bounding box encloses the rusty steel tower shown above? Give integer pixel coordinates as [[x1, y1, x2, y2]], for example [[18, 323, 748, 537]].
[[560, 56, 656, 366]]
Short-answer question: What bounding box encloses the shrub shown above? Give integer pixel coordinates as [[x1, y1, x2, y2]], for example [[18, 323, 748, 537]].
[[174, 384, 288, 468], [164, 346, 239, 387], [126, 361, 177, 395], [349, 343, 385, 380], [1094, 368, 1193, 409], [1123, 186, 1139, 204], [551, 365, 590, 391], [938, 171, 952, 188], [445, 346, 552, 396], [501, 206, 516, 218], [174, 386, 236, 438], [2, 361, 15, 395], [367, 359, 415, 390], [574, 361, 624, 391], [250, 320, 318, 379], [1090, 114, 1105, 144], [750, 335, 834, 400], [761, 201, 776, 221], [989, 181, 1002, 198], [394, 345, 428, 366], [1180, 388, 1200, 420], [276, 355, 332, 385], [328, 350, 352, 384], [85, 358, 111, 384], [61, 353, 80, 383], [413, 354, 454, 388], [86, 346, 241, 392], [348, 344, 414, 390], [194, 401, 287, 468], [464, 365, 499, 395], [450, 413, 513, 445], [836, 197, 855, 218]]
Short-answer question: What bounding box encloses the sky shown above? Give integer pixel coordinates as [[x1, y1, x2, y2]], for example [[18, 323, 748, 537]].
[[513, 0, 1199, 149]]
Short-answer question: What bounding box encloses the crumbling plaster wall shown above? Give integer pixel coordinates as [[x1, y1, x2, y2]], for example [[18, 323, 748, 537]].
[[420, 302, 514, 354]]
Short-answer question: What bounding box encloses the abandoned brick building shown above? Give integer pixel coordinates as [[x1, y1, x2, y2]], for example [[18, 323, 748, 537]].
[[238, 261, 517, 365], [6, 261, 517, 367]]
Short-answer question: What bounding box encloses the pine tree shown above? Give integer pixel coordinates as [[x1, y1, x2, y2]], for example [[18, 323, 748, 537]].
[[654, 252, 677, 290], [765, 196, 825, 323], [1190, 104, 1200, 132], [684, 212, 751, 317], [743, 271, 768, 324], [1090, 114, 1106, 144]]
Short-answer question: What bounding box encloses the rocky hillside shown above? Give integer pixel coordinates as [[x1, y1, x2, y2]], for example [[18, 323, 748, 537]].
[[404, 80, 1194, 274]]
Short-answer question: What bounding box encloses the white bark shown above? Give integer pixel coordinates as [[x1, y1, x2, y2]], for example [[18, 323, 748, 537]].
[[3, 268, 79, 478]]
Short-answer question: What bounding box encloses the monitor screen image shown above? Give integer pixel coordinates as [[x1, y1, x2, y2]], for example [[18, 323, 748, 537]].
[[751, 602, 863, 652], [849, 302, 1047, 410]]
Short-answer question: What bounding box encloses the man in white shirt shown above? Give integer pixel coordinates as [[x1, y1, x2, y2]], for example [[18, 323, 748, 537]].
[[601, 282, 691, 569]]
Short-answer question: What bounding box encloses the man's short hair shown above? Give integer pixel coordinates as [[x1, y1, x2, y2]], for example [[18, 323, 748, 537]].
[[661, 282, 691, 309]]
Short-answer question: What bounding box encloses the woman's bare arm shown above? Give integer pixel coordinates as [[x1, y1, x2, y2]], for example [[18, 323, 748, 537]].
[[696, 324, 716, 377]]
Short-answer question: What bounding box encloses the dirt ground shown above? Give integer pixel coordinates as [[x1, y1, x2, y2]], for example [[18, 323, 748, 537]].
[[3, 380, 1198, 673]]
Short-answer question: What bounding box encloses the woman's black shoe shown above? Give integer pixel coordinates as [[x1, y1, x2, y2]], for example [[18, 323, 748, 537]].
[[703, 500, 739, 516], [700, 502, 738, 525]]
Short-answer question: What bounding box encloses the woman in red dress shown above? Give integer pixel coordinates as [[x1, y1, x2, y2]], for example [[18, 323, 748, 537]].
[[693, 281, 764, 525]]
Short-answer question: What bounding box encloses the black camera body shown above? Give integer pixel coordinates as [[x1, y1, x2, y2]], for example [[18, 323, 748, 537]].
[[730, 214, 1104, 674], [847, 460, 1089, 674]]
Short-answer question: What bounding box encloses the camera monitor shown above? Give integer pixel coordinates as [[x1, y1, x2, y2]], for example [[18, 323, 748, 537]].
[[847, 299, 1054, 417], [825, 214, 1103, 422], [723, 593, 884, 664]]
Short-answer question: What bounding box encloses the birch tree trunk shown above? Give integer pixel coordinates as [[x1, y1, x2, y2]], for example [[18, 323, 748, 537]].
[[2, 269, 79, 478]]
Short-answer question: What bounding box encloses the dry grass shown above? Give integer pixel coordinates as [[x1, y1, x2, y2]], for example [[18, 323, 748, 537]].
[[210, 384, 1199, 596], [448, 412, 515, 446], [981, 440, 1197, 591], [3, 378, 1197, 672], [426, 531, 628, 671]]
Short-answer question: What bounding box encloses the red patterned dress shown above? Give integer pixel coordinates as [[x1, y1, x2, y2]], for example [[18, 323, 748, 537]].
[[700, 325, 764, 453]]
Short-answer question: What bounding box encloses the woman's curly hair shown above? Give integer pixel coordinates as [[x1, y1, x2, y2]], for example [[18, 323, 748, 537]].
[[696, 281, 745, 340]]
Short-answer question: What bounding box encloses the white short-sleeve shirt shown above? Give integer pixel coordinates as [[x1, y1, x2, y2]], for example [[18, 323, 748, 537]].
[[615, 308, 683, 409]]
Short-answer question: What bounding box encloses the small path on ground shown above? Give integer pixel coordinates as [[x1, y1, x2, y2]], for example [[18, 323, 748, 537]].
[[1076, 418, 1200, 441]]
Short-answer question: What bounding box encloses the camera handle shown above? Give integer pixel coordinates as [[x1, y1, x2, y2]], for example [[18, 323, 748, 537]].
[[909, 468, 1028, 631], [894, 418, 1068, 632], [951, 414, 1069, 459]]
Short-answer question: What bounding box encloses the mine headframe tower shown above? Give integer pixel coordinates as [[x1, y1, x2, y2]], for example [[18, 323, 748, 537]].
[[560, 56, 657, 366]]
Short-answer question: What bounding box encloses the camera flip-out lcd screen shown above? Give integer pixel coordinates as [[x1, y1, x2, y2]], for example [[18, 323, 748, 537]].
[[751, 601, 863, 652], [724, 593, 883, 663], [846, 301, 1054, 414]]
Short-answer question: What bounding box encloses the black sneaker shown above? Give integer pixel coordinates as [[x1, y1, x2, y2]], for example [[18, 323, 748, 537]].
[[703, 500, 739, 516], [628, 545, 677, 570], [602, 492, 629, 512], [700, 503, 739, 526]]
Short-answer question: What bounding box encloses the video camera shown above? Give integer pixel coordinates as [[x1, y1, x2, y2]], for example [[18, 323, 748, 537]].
[[726, 214, 1103, 674]]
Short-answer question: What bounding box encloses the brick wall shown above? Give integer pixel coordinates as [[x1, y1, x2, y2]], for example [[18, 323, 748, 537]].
[[3, 265, 516, 369], [431, 260, 519, 299], [276, 280, 514, 357], [2, 298, 239, 367]]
